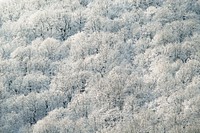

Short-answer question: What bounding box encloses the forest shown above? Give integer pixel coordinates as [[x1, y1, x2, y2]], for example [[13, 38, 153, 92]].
[[0, 0, 200, 133]]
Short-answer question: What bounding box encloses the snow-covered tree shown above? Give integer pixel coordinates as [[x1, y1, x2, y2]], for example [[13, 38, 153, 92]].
[[1, 0, 200, 132]]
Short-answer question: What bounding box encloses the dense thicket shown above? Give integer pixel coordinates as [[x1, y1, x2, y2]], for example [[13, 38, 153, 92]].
[[0, 0, 200, 133]]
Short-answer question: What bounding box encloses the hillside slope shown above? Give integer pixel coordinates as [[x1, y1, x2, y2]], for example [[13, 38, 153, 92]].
[[0, 0, 200, 133]]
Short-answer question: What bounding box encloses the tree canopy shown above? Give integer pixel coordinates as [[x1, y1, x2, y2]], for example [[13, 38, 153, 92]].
[[0, 0, 200, 133]]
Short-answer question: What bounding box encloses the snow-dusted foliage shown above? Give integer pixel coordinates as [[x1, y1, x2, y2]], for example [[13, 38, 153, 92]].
[[0, 0, 200, 133]]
